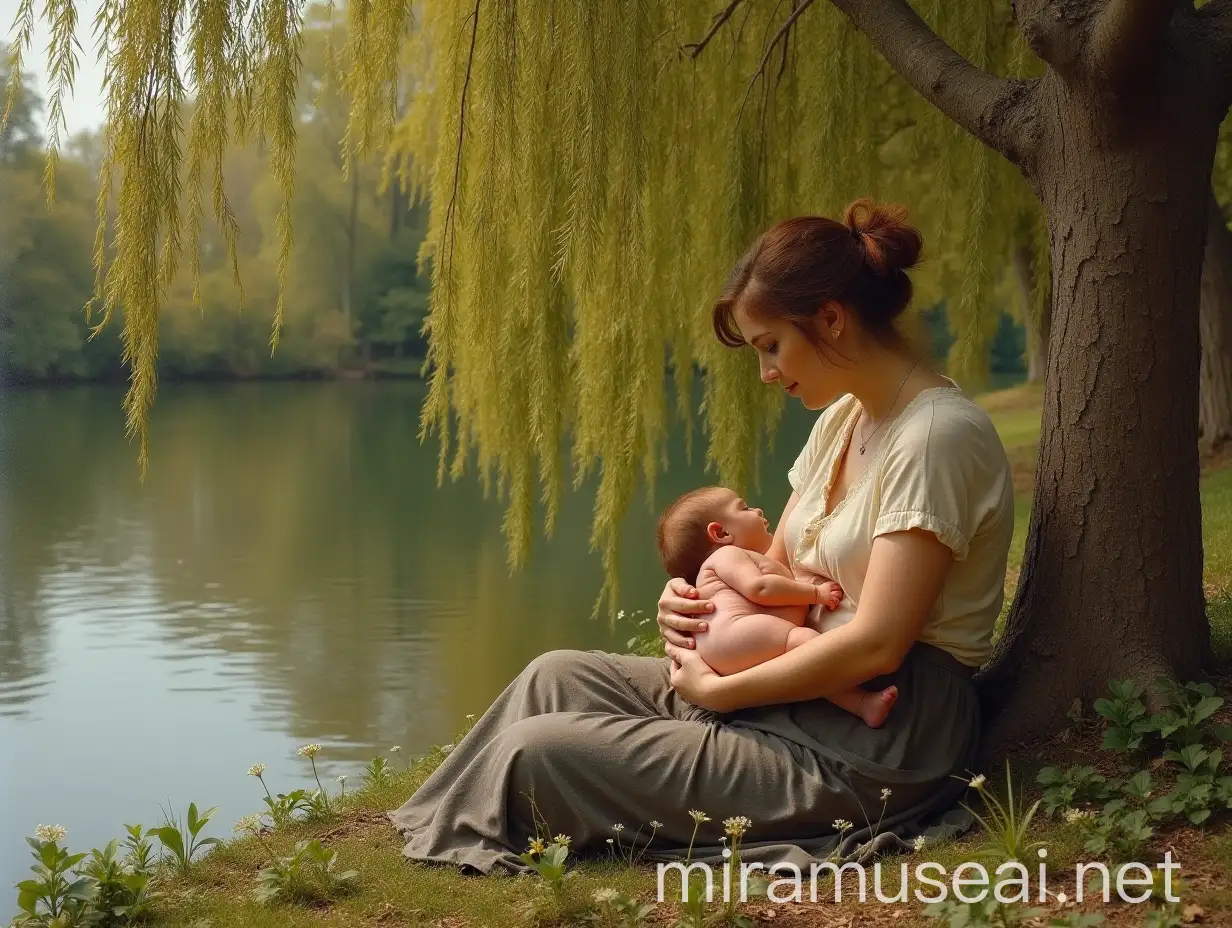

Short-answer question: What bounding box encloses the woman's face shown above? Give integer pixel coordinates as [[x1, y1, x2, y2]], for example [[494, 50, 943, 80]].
[[732, 301, 841, 411]]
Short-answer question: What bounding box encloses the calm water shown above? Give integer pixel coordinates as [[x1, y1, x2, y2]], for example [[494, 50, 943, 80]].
[[0, 380, 815, 898]]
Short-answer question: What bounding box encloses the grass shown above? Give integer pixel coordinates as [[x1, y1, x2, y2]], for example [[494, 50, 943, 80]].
[[25, 381, 1232, 928]]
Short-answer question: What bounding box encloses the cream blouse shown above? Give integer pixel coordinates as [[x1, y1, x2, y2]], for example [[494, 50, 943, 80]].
[[783, 382, 1014, 667]]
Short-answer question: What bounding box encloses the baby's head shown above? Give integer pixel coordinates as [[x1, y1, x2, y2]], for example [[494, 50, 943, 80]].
[[655, 486, 774, 584]]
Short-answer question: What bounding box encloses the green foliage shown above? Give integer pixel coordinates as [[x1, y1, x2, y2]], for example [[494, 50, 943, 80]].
[[6, 1, 1047, 610], [1092, 680, 1150, 752], [252, 838, 359, 906], [362, 756, 392, 789], [261, 788, 314, 829], [924, 897, 1046, 928], [13, 835, 93, 927], [1036, 766, 1115, 818], [78, 840, 159, 925], [152, 802, 222, 874], [963, 763, 1045, 863]]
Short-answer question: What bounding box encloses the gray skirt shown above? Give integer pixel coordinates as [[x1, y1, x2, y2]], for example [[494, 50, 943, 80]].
[[388, 643, 978, 872]]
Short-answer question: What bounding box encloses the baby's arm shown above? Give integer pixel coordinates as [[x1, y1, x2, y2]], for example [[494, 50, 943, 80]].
[[709, 547, 829, 610]]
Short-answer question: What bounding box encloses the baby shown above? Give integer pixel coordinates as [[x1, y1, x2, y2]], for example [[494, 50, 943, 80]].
[[656, 486, 898, 728]]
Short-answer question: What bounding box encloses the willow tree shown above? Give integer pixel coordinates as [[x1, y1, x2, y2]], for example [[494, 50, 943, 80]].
[[5, 0, 1229, 742]]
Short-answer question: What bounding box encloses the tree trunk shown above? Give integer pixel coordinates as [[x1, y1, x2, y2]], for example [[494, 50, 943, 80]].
[[1199, 191, 1232, 451], [979, 62, 1217, 747], [1011, 242, 1050, 385]]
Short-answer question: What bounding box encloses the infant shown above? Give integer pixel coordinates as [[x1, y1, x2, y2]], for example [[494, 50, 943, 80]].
[[656, 486, 898, 728]]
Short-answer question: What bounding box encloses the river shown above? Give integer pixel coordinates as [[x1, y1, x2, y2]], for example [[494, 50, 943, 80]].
[[0, 379, 817, 899]]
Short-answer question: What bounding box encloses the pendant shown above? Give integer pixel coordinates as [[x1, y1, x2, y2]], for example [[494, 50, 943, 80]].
[[859, 445, 866, 455]]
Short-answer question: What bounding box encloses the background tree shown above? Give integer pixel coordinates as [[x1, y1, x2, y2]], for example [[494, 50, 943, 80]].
[[8, 1, 1232, 744]]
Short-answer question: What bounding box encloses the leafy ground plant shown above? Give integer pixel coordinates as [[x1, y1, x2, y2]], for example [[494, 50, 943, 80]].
[[12, 826, 92, 927], [152, 802, 221, 874]]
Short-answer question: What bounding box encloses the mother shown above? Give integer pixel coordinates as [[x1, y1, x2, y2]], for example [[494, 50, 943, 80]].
[[389, 199, 1015, 871]]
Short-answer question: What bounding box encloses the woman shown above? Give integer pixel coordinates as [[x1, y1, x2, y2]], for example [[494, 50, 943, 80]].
[[389, 198, 1014, 872]]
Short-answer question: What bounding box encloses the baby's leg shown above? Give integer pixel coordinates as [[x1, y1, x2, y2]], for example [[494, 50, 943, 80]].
[[697, 614, 796, 677], [782, 629, 899, 728]]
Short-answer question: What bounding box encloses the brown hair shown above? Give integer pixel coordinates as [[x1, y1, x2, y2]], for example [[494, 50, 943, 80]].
[[712, 198, 924, 351], [655, 486, 729, 585]]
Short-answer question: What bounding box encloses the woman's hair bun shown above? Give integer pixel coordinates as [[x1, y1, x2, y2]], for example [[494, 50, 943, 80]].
[[843, 198, 923, 277]]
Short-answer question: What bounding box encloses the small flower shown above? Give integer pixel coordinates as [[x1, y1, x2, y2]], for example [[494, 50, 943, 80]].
[[606, 838, 615, 845], [247, 763, 267, 778], [723, 816, 752, 838], [297, 744, 322, 759], [528, 838, 546, 855], [34, 825, 67, 843], [389, 745, 402, 754], [688, 810, 711, 824], [337, 775, 348, 785], [880, 788, 893, 801], [233, 814, 264, 835], [612, 823, 624, 833], [650, 820, 663, 829], [832, 818, 853, 833], [552, 833, 571, 847], [1063, 807, 1094, 824], [465, 714, 476, 722], [593, 888, 618, 904], [617, 610, 626, 621], [968, 774, 986, 790], [912, 835, 927, 852]]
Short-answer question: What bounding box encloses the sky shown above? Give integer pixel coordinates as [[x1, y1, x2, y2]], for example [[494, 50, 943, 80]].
[[1, 0, 107, 135]]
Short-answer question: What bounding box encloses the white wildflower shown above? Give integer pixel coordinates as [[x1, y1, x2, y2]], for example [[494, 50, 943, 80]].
[[233, 814, 264, 835], [296, 744, 322, 759], [880, 788, 893, 801], [968, 774, 986, 790], [617, 610, 626, 621], [594, 888, 618, 904], [612, 823, 624, 833], [913, 836, 927, 852], [389, 745, 402, 754], [1064, 808, 1094, 824], [247, 763, 267, 778], [723, 816, 752, 838], [606, 838, 614, 845], [465, 714, 476, 722], [650, 820, 663, 829], [832, 819, 853, 833], [34, 825, 67, 843], [337, 775, 348, 785], [553, 834, 571, 848], [688, 810, 711, 824]]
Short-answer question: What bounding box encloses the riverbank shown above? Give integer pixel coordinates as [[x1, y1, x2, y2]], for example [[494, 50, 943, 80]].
[[9, 382, 1232, 927]]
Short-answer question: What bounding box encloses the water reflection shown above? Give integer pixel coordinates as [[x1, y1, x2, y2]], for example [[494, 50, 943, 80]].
[[0, 380, 813, 900]]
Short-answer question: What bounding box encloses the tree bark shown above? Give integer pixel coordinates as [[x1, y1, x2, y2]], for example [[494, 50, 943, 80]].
[[832, 0, 1224, 747], [978, 56, 1218, 746], [1011, 242, 1050, 385], [1199, 192, 1232, 451]]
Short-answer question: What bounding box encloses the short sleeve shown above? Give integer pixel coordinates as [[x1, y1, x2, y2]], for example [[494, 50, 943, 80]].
[[873, 402, 1005, 562]]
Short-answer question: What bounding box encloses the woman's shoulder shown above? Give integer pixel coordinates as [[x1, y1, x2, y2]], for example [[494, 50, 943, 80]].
[[891, 387, 1011, 473]]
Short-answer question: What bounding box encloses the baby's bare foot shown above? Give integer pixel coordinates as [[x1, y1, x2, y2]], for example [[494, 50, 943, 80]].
[[861, 685, 898, 728]]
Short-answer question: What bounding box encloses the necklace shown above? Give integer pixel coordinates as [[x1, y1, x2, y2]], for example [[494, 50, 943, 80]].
[[858, 361, 919, 455]]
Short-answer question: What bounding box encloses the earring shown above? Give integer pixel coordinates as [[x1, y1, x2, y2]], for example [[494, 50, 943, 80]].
[[831, 329, 840, 338]]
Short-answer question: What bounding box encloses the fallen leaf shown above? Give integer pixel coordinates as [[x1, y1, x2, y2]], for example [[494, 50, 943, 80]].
[[1183, 903, 1205, 923], [761, 907, 778, 919]]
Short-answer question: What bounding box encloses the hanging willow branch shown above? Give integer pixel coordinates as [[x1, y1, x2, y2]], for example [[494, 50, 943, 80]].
[[5, 0, 1042, 617]]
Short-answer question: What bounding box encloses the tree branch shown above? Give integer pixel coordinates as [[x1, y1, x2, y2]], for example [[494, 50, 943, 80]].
[[1087, 0, 1182, 88], [829, 0, 1038, 166], [682, 0, 746, 59]]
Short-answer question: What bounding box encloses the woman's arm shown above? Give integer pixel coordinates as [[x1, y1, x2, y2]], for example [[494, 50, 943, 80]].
[[666, 528, 953, 713], [656, 489, 802, 648]]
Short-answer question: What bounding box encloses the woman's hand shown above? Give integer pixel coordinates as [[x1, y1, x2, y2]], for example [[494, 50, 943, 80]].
[[656, 578, 714, 649], [664, 642, 729, 712]]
